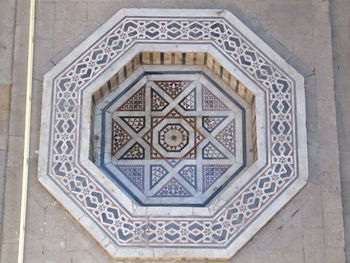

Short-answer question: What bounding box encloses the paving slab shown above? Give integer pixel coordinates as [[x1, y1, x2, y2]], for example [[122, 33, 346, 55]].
[[330, 0, 350, 260]]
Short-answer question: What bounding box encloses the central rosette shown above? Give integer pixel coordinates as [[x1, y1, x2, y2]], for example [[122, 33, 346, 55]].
[[159, 124, 189, 152], [143, 109, 203, 159]]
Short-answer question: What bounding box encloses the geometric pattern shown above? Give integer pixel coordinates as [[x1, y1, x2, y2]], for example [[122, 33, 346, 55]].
[[142, 108, 205, 161], [202, 86, 229, 111], [151, 88, 169, 111], [202, 116, 227, 133], [203, 165, 231, 192], [119, 142, 144, 160], [117, 86, 145, 111], [155, 81, 191, 99], [104, 74, 241, 207], [178, 88, 196, 111], [158, 123, 189, 152], [120, 116, 145, 134], [166, 159, 182, 168], [216, 120, 236, 155], [202, 142, 227, 159], [103, 71, 243, 207], [154, 178, 192, 197], [39, 9, 307, 260], [117, 165, 144, 191], [178, 165, 197, 189], [150, 165, 168, 189], [111, 119, 131, 156]]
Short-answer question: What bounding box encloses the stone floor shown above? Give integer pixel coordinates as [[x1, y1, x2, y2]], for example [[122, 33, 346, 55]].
[[0, 0, 349, 262]]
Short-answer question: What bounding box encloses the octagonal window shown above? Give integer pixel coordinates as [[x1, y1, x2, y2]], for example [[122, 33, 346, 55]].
[[39, 9, 308, 260]]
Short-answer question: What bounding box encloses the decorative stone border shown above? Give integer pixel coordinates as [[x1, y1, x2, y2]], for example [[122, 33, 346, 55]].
[[39, 9, 308, 259]]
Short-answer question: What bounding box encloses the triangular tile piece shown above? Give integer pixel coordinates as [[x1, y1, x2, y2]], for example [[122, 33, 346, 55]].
[[152, 116, 164, 126], [216, 120, 235, 155], [117, 165, 144, 191], [111, 119, 132, 156], [178, 165, 197, 189], [195, 131, 205, 145], [142, 131, 152, 145], [203, 165, 231, 192], [184, 148, 196, 159], [155, 81, 191, 99], [151, 148, 163, 159], [202, 142, 227, 159], [202, 86, 229, 111], [184, 117, 196, 128], [202, 116, 228, 133], [119, 143, 144, 160], [179, 88, 196, 111], [150, 165, 169, 189], [117, 86, 145, 111], [166, 159, 182, 167], [151, 89, 169, 111], [120, 116, 145, 133], [154, 178, 192, 197], [166, 109, 182, 117]]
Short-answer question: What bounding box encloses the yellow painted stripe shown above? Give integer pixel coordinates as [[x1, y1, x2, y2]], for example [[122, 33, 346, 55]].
[[18, 0, 36, 262]]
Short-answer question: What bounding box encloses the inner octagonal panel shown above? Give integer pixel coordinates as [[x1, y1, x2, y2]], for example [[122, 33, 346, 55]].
[[93, 65, 252, 206]]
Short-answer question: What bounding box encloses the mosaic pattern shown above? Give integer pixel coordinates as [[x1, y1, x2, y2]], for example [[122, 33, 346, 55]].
[[202, 87, 229, 111], [39, 9, 307, 260], [117, 86, 145, 111], [150, 165, 168, 189], [202, 142, 228, 159], [120, 116, 145, 134], [142, 108, 205, 161], [178, 165, 197, 189], [155, 80, 191, 99], [158, 123, 189, 152], [179, 88, 196, 111], [151, 89, 169, 111], [111, 120, 131, 155], [154, 178, 192, 197], [119, 143, 145, 160], [99, 76, 245, 206], [117, 165, 144, 191], [203, 165, 231, 192], [202, 116, 228, 133], [216, 120, 236, 155]]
